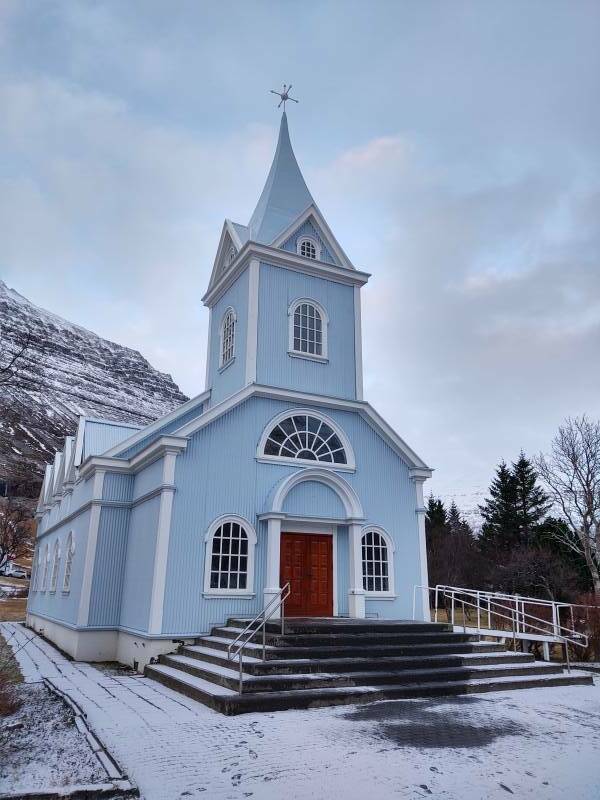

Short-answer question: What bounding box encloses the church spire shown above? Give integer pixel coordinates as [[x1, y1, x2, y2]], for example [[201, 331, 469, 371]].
[[248, 112, 315, 244]]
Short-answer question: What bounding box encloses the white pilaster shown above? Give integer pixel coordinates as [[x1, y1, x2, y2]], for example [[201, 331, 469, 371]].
[[148, 450, 178, 634], [77, 469, 106, 626], [264, 516, 282, 616], [410, 470, 431, 622], [353, 286, 364, 401], [348, 522, 366, 618], [245, 258, 260, 385]]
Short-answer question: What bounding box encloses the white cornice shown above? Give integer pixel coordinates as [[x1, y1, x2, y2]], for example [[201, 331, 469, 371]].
[[79, 436, 188, 480], [202, 241, 370, 308]]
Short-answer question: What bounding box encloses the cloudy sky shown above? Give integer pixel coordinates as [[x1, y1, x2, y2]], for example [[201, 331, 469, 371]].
[[1, 1, 599, 508]]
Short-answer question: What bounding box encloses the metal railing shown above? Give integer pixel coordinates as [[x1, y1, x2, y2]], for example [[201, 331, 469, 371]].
[[413, 584, 589, 671], [227, 582, 291, 694]]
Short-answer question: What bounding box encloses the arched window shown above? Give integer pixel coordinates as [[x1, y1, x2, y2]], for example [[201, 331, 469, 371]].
[[63, 532, 74, 592], [41, 544, 49, 592], [297, 237, 319, 260], [204, 516, 256, 596], [361, 528, 395, 595], [261, 411, 350, 466], [50, 540, 61, 592], [288, 299, 328, 360], [219, 307, 236, 368], [227, 245, 236, 265]]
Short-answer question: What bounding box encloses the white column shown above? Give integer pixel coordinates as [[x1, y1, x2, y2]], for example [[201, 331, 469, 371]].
[[77, 469, 106, 626], [348, 522, 366, 618], [411, 473, 431, 622], [148, 451, 178, 634], [245, 258, 260, 385], [264, 517, 282, 617]]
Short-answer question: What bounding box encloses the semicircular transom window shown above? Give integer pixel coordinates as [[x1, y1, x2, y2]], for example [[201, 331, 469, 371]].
[[264, 414, 347, 464]]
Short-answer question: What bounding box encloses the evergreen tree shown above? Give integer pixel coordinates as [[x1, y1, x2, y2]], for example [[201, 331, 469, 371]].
[[512, 452, 551, 547], [478, 461, 519, 553], [426, 495, 447, 532]]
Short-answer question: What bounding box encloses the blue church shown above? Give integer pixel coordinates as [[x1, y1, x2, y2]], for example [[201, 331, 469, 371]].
[[27, 112, 433, 670]]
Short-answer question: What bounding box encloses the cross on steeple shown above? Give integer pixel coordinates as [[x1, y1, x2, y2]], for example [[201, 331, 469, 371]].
[[269, 83, 299, 111]]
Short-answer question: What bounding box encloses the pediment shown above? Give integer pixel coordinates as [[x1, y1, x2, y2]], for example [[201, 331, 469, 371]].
[[271, 205, 355, 270], [206, 220, 247, 295]]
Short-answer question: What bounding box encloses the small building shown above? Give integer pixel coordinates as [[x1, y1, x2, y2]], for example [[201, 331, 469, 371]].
[[27, 112, 432, 669]]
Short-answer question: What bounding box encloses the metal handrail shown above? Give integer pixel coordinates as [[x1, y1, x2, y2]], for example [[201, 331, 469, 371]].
[[412, 584, 589, 672], [227, 582, 291, 694]]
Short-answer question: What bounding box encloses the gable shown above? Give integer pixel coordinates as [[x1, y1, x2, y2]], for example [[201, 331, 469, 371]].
[[280, 217, 340, 266]]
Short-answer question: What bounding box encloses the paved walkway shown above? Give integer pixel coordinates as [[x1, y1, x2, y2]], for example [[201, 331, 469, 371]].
[[3, 622, 600, 800]]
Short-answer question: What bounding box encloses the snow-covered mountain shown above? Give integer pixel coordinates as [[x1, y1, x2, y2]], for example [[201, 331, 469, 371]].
[[0, 280, 188, 494]]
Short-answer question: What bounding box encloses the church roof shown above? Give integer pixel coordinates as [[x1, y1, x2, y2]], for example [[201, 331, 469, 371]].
[[248, 112, 315, 244]]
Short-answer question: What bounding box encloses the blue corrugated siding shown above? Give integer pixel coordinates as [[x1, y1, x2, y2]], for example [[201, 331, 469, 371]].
[[162, 395, 421, 634], [257, 263, 356, 399], [206, 269, 250, 406], [119, 497, 160, 632], [82, 420, 142, 460], [102, 473, 134, 502], [282, 480, 346, 518], [133, 459, 163, 500], [116, 399, 206, 460], [27, 509, 91, 626], [281, 218, 338, 265], [88, 507, 129, 626]]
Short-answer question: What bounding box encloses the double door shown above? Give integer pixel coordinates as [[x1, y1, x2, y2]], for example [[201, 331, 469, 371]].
[[280, 533, 333, 617]]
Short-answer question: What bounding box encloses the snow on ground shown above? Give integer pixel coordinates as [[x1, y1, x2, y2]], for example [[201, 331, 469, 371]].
[[2, 622, 600, 800], [0, 682, 106, 795]]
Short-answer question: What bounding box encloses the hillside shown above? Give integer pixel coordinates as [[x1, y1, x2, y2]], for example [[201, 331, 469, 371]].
[[0, 280, 188, 494]]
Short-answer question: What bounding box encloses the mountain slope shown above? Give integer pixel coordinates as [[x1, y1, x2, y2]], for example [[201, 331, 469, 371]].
[[0, 280, 188, 494]]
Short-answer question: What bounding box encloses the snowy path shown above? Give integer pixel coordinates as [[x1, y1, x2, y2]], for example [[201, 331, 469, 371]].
[[3, 622, 600, 800]]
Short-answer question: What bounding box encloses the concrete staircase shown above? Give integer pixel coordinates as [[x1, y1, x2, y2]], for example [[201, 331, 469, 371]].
[[145, 618, 593, 715]]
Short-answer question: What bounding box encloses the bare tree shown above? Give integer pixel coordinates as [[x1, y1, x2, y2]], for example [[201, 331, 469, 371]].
[[536, 416, 600, 596], [0, 498, 34, 571], [0, 327, 32, 388]]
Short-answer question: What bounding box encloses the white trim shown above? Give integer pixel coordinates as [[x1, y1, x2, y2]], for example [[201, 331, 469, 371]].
[[411, 472, 431, 622], [62, 531, 74, 593], [148, 453, 178, 634], [203, 514, 257, 598], [202, 241, 369, 308], [354, 286, 363, 401], [218, 306, 236, 370], [245, 259, 259, 384], [288, 297, 329, 361], [204, 311, 213, 390], [270, 203, 356, 271], [49, 539, 61, 593], [102, 393, 209, 459], [257, 408, 356, 471], [270, 468, 364, 519], [173, 383, 431, 471], [296, 235, 321, 261], [206, 219, 244, 293], [360, 524, 396, 598], [76, 470, 105, 626]]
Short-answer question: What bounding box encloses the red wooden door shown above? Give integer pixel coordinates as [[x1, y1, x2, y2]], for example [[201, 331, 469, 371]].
[[280, 533, 333, 617]]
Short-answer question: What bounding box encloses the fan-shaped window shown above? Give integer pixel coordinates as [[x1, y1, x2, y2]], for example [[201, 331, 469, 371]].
[[219, 307, 236, 368], [50, 540, 61, 592], [63, 532, 74, 592], [362, 528, 394, 595], [263, 413, 348, 464], [204, 516, 256, 595]]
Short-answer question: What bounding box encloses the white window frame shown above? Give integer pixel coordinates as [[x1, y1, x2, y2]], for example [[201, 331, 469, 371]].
[[361, 525, 396, 598], [63, 532, 75, 593], [219, 306, 236, 370], [296, 236, 321, 261], [203, 515, 257, 598], [288, 298, 329, 363], [227, 245, 237, 266], [256, 408, 356, 471], [41, 543, 49, 592], [49, 540, 61, 593]]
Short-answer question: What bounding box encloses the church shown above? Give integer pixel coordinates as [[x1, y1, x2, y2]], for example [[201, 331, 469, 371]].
[[27, 109, 433, 670]]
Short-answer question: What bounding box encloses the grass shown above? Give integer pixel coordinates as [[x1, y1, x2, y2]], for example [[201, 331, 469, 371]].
[[0, 630, 23, 716], [0, 596, 28, 622]]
